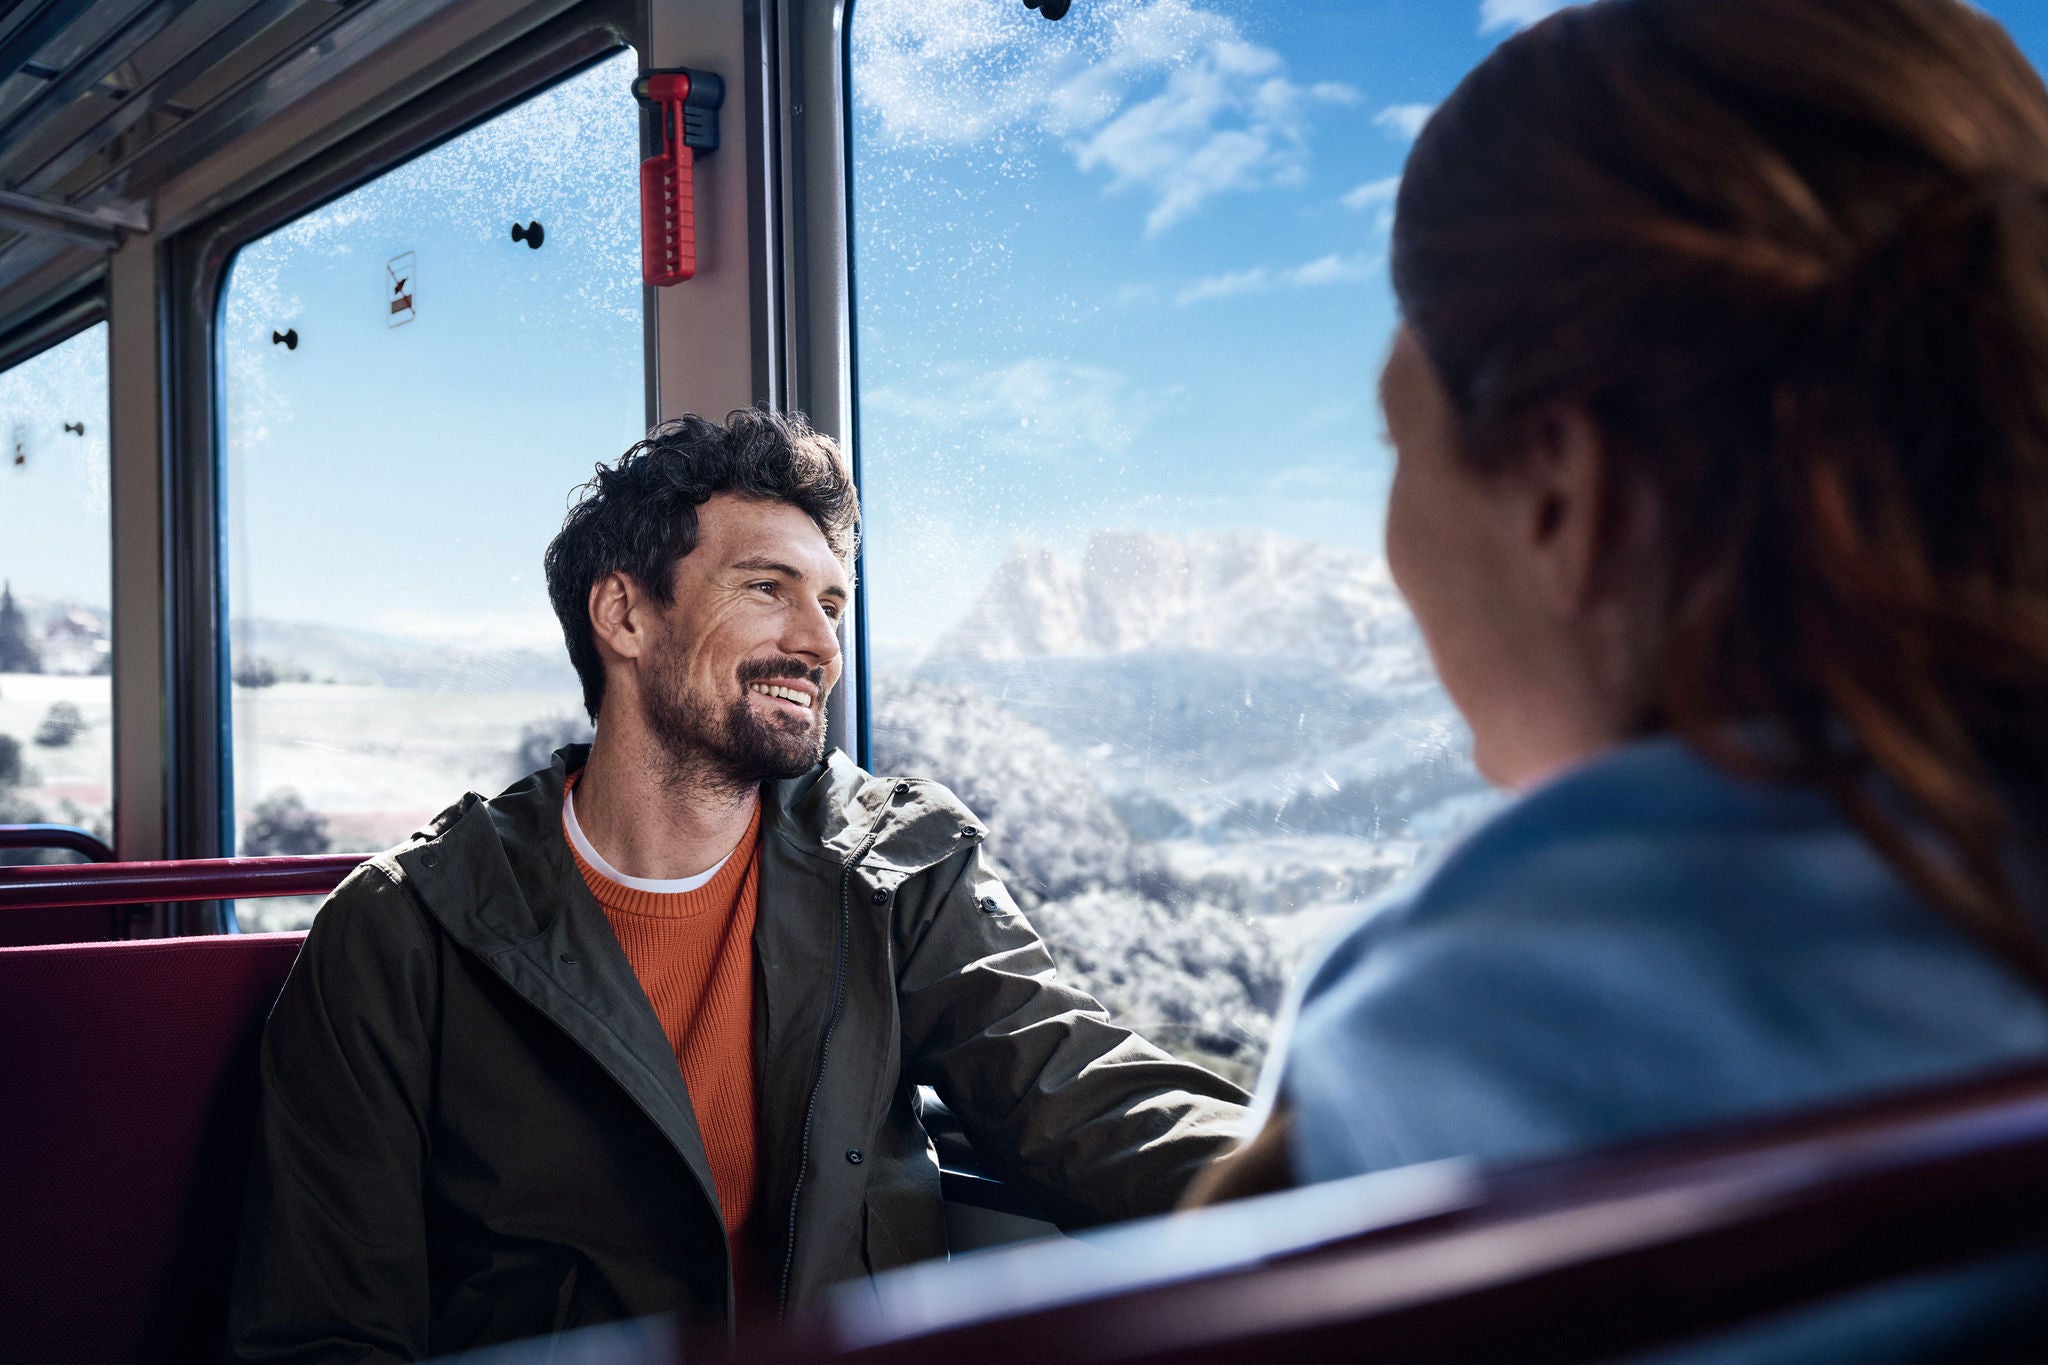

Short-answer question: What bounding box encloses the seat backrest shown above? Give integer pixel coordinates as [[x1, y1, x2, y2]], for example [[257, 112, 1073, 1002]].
[[752, 1061, 2048, 1365], [0, 932, 305, 1364]]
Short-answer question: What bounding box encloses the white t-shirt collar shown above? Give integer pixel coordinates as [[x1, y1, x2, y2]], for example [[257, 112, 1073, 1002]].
[[563, 783, 736, 894]]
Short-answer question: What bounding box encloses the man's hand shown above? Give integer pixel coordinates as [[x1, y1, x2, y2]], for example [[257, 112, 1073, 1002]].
[[1179, 1106, 1296, 1209]]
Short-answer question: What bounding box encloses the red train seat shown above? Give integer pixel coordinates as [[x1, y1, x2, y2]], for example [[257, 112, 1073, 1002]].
[[0, 933, 305, 1364], [749, 1061, 2048, 1365]]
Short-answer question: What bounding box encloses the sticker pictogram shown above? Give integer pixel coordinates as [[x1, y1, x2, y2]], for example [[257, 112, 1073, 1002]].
[[387, 252, 416, 327]]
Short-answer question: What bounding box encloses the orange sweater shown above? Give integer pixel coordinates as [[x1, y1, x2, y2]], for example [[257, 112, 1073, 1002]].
[[563, 778, 762, 1298]]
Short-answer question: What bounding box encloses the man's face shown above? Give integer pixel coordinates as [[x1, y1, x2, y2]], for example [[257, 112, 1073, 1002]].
[[639, 493, 850, 787]]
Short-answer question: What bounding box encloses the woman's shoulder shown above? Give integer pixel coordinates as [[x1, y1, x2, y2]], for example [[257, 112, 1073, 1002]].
[[1300, 736, 1844, 990], [1277, 736, 2048, 1180]]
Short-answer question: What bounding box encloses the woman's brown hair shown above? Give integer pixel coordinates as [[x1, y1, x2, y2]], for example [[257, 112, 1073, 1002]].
[[1395, 0, 2048, 979]]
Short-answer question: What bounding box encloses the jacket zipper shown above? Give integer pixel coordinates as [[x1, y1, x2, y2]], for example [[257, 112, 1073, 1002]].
[[777, 816, 887, 1320]]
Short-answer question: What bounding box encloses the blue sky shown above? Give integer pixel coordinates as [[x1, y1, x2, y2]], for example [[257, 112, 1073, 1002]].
[[853, 0, 1459, 662], [0, 323, 109, 612], [220, 49, 643, 651], [849, 0, 2048, 662], [8, 1, 2048, 655]]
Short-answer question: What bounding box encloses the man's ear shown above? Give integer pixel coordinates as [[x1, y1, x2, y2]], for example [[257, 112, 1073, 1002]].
[[587, 571, 648, 663], [1513, 401, 1610, 617]]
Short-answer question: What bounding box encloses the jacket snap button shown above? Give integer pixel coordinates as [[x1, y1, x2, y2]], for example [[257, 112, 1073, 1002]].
[[893, 782, 910, 798], [978, 897, 1000, 915], [958, 826, 980, 839], [870, 887, 889, 905], [846, 1149, 864, 1164], [421, 851, 440, 868]]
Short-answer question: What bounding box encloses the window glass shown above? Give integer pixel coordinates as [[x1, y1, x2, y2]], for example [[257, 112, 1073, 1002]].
[[851, 0, 1532, 1087], [852, 0, 2048, 1089], [0, 322, 111, 863], [222, 50, 642, 925]]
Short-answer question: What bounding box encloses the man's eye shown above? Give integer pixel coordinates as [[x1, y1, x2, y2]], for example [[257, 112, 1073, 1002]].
[[751, 581, 777, 594]]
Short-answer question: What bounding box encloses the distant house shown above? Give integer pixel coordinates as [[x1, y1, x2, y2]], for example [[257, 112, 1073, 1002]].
[[41, 609, 110, 676]]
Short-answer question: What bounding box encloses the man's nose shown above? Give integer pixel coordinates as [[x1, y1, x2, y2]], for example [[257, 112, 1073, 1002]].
[[784, 596, 842, 666]]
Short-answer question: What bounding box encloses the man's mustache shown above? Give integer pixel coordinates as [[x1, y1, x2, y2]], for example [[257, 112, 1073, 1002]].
[[738, 657, 828, 690]]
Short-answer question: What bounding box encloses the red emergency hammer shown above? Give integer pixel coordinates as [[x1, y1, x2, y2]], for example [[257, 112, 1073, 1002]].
[[633, 67, 725, 285]]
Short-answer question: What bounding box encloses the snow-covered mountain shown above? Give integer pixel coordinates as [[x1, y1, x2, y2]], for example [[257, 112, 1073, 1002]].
[[888, 526, 1495, 857], [928, 530, 1435, 692]]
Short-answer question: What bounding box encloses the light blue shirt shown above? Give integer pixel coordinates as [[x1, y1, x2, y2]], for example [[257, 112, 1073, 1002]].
[[1264, 735, 2048, 1360]]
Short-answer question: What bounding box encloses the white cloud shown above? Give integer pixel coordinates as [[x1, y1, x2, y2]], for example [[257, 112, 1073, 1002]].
[[1374, 103, 1436, 141], [852, 0, 1359, 234], [864, 358, 1150, 457], [1341, 175, 1401, 211], [1479, 0, 1572, 33], [1286, 252, 1383, 287], [1174, 252, 1383, 304], [1176, 267, 1270, 305]]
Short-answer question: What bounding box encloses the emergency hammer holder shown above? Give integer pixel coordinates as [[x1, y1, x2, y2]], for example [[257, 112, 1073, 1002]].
[[633, 67, 724, 285]]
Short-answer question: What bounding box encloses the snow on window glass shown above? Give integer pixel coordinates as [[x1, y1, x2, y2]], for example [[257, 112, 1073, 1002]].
[[850, 0, 1508, 1087], [0, 322, 111, 862], [221, 50, 641, 923]]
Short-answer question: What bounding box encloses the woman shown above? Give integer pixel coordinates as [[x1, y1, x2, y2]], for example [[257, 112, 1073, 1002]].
[[1202, 0, 2048, 1352]]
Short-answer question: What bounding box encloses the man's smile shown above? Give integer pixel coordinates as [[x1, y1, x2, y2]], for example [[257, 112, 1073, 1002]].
[[748, 680, 817, 714]]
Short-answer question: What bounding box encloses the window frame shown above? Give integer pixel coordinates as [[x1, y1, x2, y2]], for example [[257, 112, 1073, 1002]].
[[162, 3, 645, 900]]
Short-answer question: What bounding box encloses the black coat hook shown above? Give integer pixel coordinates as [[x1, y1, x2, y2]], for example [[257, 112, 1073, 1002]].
[[511, 220, 545, 249], [63, 422, 83, 436], [272, 328, 298, 350]]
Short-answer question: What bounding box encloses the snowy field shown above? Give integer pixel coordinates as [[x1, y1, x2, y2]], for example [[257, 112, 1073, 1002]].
[[0, 670, 581, 853], [229, 681, 583, 851], [0, 672, 113, 830]]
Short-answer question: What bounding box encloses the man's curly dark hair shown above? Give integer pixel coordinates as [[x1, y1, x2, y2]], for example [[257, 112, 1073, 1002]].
[[544, 408, 859, 721]]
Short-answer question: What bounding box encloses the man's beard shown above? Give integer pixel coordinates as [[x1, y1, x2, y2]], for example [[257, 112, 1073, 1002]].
[[642, 649, 827, 795]]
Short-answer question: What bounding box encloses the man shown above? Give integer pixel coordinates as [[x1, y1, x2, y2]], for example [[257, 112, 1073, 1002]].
[[227, 409, 1247, 1362]]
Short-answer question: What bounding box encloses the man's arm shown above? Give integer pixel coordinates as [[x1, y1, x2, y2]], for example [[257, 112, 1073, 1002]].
[[227, 864, 438, 1364], [892, 843, 1248, 1228]]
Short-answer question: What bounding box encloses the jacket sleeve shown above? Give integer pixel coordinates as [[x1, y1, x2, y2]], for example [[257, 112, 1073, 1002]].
[[226, 863, 440, 1364], [892, 842, 1249, 1228]]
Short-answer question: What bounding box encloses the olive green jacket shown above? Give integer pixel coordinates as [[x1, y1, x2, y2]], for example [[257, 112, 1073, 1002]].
[[226, 746, 1246, 1362]]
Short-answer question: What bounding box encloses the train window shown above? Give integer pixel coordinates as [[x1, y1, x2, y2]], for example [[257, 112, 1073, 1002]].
[[0, 321, 112, 857], [850, 1, 1510, 1086], [220, 50, 642, 920]]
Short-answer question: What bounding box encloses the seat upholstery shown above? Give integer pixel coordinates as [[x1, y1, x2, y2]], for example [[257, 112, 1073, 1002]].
[[0, 932, 305, 1364]]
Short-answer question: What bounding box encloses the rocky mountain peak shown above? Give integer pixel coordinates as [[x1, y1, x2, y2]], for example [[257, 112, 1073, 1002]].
[[930, 529, 1419, 675]]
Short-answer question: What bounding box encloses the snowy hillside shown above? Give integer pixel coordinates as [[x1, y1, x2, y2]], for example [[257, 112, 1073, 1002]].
[[872, 529, 1499, 1082], [231, 617, 579, 693]]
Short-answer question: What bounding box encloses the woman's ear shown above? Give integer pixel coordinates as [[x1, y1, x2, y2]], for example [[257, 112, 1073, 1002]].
[[587, 571, 647, 664], [1511, 401, 1611, 618]]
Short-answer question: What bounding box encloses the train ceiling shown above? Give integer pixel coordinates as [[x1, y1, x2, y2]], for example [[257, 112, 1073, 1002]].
[[0, 0, 481, 326]]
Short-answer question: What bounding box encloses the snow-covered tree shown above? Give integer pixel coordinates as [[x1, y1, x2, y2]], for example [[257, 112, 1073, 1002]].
[[871, 676, 1287, 1082], [0, 583, 41, 674], [870, 677, 1150, 901], [242, 790, 332, 856]]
